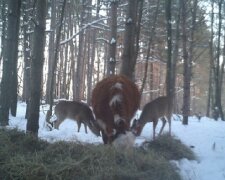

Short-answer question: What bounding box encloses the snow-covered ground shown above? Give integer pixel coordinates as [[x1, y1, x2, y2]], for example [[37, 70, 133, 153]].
[[7, 102, 225, 180]]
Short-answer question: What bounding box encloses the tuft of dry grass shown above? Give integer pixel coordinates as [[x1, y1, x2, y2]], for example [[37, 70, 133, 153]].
[[141, 133, 196, 161], [0, 129, 195, 180]]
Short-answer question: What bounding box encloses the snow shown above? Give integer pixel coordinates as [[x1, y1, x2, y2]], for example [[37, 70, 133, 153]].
[[110, 38, 116, 44], [127, 18, 132, 23], [60, 17, 109, 45], [6, 102, 225, 180]]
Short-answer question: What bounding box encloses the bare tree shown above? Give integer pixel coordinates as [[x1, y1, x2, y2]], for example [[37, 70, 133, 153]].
[[26, 0, 47, 136], [120, 0, 138, 80], [171, 0, 181, 113], [182, 0, 198, 125], [107, 0, 118, 76], [10, 0, 22, 117], [181, 0, 189, 125], [213, 0, 224, 120], [140, 0, 160, 95], [0, 0, 6, 66], [22, 1, 32, 104], [74, 0, 87, 101], [207, 1, 214, 117], [0, 0, 21, 125], [46, 0, 57, 104], [87, 0, 100, 104], [46, 0, 67, 124], [166, 0, 172, 98]]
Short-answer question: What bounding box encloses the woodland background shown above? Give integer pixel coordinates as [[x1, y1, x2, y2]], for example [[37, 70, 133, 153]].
[[0, 0, 225, 135]]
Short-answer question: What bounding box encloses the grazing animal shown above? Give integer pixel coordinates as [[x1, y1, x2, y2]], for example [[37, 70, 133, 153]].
[[91, 75, 140, 144], [131, 96, 172, 140], [53, 100, 100, 136]]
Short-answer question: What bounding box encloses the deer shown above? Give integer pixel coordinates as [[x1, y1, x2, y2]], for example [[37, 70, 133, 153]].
[[91, 75, 141, 145], [131, 96, 172, 140], [53, 100, 101, 137]]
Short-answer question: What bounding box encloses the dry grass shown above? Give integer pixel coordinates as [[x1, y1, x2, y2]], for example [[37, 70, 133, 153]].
[[141, 133, 196, 160], [0, 129, 195, 180]]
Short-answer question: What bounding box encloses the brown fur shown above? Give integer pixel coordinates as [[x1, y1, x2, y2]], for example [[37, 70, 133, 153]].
[[131, 96, 172, 140], [91, 75, 140, 144], [54, 101, 100, 136]]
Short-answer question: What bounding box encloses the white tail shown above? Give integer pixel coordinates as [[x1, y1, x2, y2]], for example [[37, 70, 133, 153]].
[[53, 100, 100, 136], [131, 96, 172, 140]]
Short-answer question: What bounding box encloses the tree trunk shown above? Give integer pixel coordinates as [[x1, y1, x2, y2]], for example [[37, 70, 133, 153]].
[[140, 0, 159, 95], [207, 1, 214, 117], [45, 0, 66, 124], [107, 0, 118, 76], [120, 0, 138, 80], [171, 0, 180, 113], [22, 1, 31, 104], [46, 0, 56, 104], [0, 0, 21, 125], [0, 0, 6, 66], [134, 0, 143, 63], [181, 0, 189, 125], [87, 0, 100, 105], [26, 0, 47, 136], [220, 26, 225, 120], [62, 27, 69, 99], [182, 0, 198, 124], [213, 0, 224, 120], [80, 33, 87, 100], [166, 0, 172, 98], [74, 0, 86, 101], [10, 0, 22, 117]]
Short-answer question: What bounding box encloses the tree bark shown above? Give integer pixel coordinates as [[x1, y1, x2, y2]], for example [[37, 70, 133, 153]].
[[10, 0, 22, 117], [207, 1, 214, 117], [107, 0, 118, 76], [22, 1, 31, 104], [74, 0, 86, 101], [26, 0, 47, 136], [87, 0, 100, 104], [0, 0, 21, 125], [171, 0, 180, 113], [182, 0, 198, 124], [166, 0, 172, 98], [181, 0, 189, 125], [46, 0, 56, 104], [213, 0, 224, 120], [120, 0, 138, 80], [140, 0, 160, 96], [45, 0, 66, 124], [0, 0, 6, 66]]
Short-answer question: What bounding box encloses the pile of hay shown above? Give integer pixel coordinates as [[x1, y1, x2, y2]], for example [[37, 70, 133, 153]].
[[0, 129, 195, 180]]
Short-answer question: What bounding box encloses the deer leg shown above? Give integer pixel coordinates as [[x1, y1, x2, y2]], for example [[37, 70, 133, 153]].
[[159, 117, 167, 135], [77, 121, 81, 132], [84, 123, 88, 134], [153, 119, 158, 140], [168, 116, 171, 136]]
